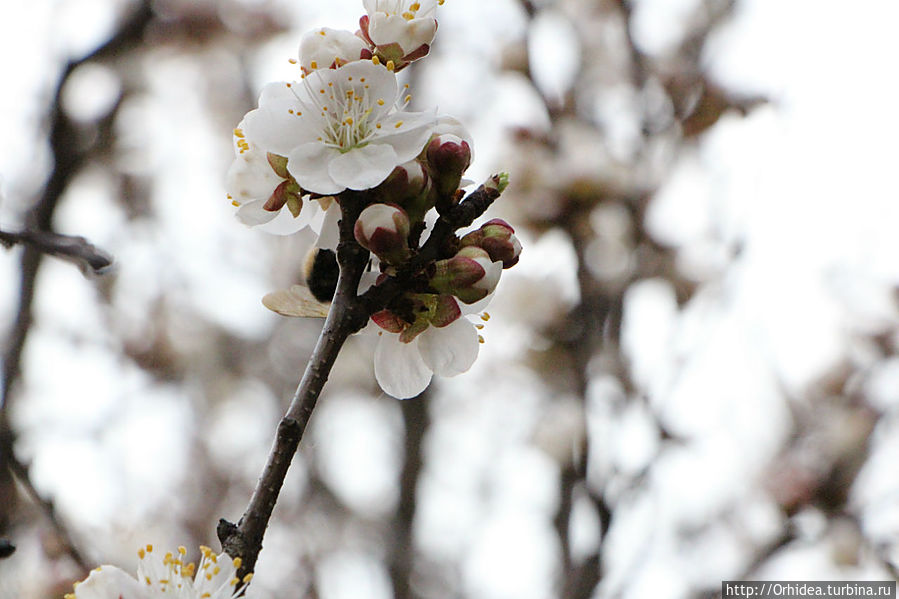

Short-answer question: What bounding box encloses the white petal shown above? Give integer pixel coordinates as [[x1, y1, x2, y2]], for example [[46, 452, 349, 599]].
[[373, 112, 438, 163], [234, 200, 278, 226], [333, 60, 398, 122], [375, 333, 433, 399], [71, 565, 147, 599], [242, 83, 318, 155], [418, 318, 479, 377], [368, 13, 436, 52], [317, 203, 341, 250], [329, 143, 400, 190], [288, 143, 344, 195]]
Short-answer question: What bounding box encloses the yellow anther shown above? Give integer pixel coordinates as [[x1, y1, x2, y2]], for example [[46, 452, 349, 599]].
[[386, 60, 395, 71], [233, 128, 244, 138], [377, 99, 385, 105], [146, 576, 152, 585], [344, 117, 354, 125], [376, 123, 382, 129], [372, 55, 381, 65], [286, 82, 292, 87], [475, 324, 485, 330], [213, 566, 220, 575], [178, 546, 187, 556], [243, 573, 255, 583], [202, 594, 211, 599], [480, 312, 490, 321], [360, 77, 366, 82], [404, 94, 412, 104], [402, 11, 414, 20], [411, 2, 421, 10], [233, 557, 243, 568], [320, 88, 326, 94], [160, 578, 170, 585], [478, 335, 485, 344], [288, 109, 294, 114], [288, 57, 297, 64], [395, 121, 404, 128], [146, 544, 154, 553], [310, 61, 318, 69], [138, 548, 146, 559], [318, 30, 326, 36], [438, 0, 445, 4], [206, 573, 213, 581], [230, 577, 240, 586]]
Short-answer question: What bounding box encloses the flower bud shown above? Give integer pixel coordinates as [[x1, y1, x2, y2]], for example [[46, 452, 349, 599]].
[[360, 0, 438, 71], [299, 27, 369, 74], [426, 134, 472, 200], [430, 246, 502, 304], [460, 219, 522, 268], [372, 159, 430, 220], [354, 203, 412, 264]]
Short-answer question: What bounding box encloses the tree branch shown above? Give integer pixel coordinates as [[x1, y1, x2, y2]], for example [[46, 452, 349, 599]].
[[0, 228, 113, 275], [218, 193, 371, 579]]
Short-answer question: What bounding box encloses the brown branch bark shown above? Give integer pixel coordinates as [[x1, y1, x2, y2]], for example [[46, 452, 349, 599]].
[[218, 194, 372, 579]]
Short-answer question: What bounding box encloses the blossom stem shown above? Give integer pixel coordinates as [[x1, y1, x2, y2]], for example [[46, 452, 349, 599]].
[[218, 193, 371, 579]]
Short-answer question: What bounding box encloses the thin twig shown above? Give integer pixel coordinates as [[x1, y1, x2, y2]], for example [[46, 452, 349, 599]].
[[6, 452, 90, 571], [0, 228, 113, 275], [219, 194, 372, 578]]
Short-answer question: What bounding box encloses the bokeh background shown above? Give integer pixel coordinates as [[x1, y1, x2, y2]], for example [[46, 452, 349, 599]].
[[2, 0, 899, 597]]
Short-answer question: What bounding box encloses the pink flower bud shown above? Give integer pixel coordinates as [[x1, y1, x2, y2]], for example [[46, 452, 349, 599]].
[[460, 219, 522, 268], [372, 160, 429, 215], [354, 203, 411, 264], [426, 134, 472, 199], [430, 246, 502, 304]]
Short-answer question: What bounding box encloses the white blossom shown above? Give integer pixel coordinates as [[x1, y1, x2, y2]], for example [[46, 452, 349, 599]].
[[363, 0, 440, 59], [66, 545, 250, 599], [372, 297, 492, 399], [226, 121, 329, 235], [241, 60, 438, 195]]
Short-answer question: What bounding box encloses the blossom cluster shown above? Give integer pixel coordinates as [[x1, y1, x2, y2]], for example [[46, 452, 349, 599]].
[[227, 0, 521, 398]]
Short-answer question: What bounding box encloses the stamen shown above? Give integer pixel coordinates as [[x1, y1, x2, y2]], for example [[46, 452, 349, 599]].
[[289, 57, 297, 64]]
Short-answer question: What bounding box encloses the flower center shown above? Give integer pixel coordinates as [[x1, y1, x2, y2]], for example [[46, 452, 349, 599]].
[[301, 75, 383, 153]]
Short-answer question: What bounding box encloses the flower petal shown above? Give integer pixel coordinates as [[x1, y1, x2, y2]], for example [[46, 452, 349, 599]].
[[288, 143, 344, 195], [374, 111, 439, 163], [70, 565, 146, 599], [418, 317, 479, 377], [375, 333, 433, 399], [328, 143, 400, 190], [242, 83, 318, 155]]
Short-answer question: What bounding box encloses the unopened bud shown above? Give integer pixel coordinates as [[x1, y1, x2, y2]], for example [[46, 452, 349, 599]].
[[460, 219, 522, 268], [354, 203, 411, 264], [426, 134, 472, 199], [373, 160, 430, 219], [430, 246, 502, 304]]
